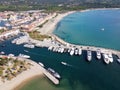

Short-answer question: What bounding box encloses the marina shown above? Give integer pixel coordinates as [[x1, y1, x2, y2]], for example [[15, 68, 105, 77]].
[[9, 32, 120, 65]]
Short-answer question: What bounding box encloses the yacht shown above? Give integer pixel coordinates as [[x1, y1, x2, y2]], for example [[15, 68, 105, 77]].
[[24, 44, 35, 48], [8, 54, 15, 57], [75, 48, 78, 55], [60, 48, 64, 53], [0, 51, 5, 54], [70, 48, 74, 56], [103, 53, 110, 64], [48, 46, 53, 51], [78, 48, 82, 55], [18, 53, 30, 59], [117, 59, 120, 63], [38, 62, 44, 67], [87, 50, 92, 61], [47, 68, 61, 79], [107, 53, 113, 63], [96, 49, 101, 59]]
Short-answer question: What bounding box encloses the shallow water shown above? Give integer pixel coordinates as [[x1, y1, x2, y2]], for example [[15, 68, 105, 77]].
[[54, 9, 120, 50]]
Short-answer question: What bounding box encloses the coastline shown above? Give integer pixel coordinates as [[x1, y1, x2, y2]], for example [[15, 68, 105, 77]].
[[38, 9, 120, 57], [0, 58, 43, 90], [1, 8, 120, 90], [38, 11, 76, 35], [14, 75, 44, 90]]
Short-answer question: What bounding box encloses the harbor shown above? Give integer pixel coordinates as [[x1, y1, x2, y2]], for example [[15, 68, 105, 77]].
[[10, 32, 120, 65]]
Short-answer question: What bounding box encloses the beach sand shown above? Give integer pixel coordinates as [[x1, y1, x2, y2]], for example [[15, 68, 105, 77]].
[[38, 11, 75, 35], [0, 59, 43, 90]]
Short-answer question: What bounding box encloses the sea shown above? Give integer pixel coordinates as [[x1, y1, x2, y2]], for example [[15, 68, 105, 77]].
[[0, 9, 120, 90]]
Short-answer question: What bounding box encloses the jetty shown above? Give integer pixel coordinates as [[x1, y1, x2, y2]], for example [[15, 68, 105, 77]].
[[39, 65, 59, 85], [52, 34, 120, 58]]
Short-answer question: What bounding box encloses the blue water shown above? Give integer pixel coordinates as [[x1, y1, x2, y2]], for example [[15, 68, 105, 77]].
[[53, 9, 120, 50]]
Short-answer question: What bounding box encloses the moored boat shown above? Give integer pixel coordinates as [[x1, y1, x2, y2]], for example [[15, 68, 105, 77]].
[[103, 53, 110, 64], [96, 49, 101, 59], [87, 50, 92, 61], [18, 53, 30, 59], [47, 68, 61, 79], [70, 48, 74, 56], [38, 62, 44, 67], [117, 59, 120, 63]]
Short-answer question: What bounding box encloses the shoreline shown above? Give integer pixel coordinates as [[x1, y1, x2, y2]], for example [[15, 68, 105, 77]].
[[37, 9, 120, 57], [0, 58, 44, 90], [38, 11, 76, 35], [14, 75, 44, 90]]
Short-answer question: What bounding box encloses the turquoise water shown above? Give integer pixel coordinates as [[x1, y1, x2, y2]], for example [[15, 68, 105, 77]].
[[54, 9, 120, 50], [1, 9, 120, 90]]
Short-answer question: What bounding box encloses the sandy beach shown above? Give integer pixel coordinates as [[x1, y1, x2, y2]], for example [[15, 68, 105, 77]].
[[38, 11, 75, 35], [0, 59, 43, 90]]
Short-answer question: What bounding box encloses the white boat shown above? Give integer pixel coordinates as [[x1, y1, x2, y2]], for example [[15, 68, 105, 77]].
[[87, 50, 92, 61], [53, 47, 56, 52], [0, 51, 5, 54], [75, 49, 78, 55], [60, 48, 64, 53], [78, 48, 82, 55], [61, 62, 67, 65], [96, 49, 101, 59], [103, 53, 110, 64], [47, 68, 61, 79], [68, 48, 71, 53], [18, 53, 30, 59], [24, 44, 35, 48], [38, 62, 44, 67], [117, 59, 120, 63], [70, 48, 74, 56], [107, 53, 113, 63], [8, 54, 15, 57], [48, 46, 53, 50]]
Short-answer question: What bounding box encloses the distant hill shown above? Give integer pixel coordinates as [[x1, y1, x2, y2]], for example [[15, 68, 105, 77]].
[[0, 0, 120, 5], [0, 0, 120, 11]]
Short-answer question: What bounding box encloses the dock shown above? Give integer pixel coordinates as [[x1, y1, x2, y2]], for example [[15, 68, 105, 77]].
[[39, 65, 59, 85], [52, 34, 120, 57]]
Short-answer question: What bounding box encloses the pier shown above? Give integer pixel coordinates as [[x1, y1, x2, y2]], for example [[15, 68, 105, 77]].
[[52, 34, 120, 58], [38, 65, 59, 85]]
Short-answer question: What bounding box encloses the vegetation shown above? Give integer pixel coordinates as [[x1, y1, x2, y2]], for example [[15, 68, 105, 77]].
[[0, 0, 120, 12], [28, 31, 51, 41], [0, 29, 5, 34], [0, 56, 32, 81]]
